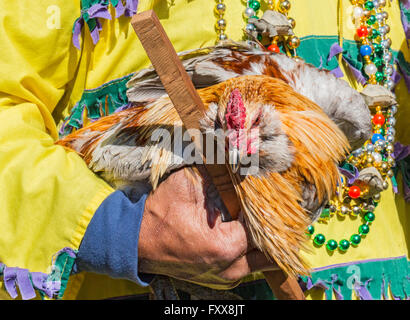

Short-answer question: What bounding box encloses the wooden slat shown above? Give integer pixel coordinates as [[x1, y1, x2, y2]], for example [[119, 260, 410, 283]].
[[131, 10, 305, 300], [131, 10, 240, 219]]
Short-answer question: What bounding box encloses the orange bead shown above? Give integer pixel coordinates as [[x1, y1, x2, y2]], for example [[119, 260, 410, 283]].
[[267, 44, 280, 53], [357, 26, 368, 37], [372, 114, 385, 126], [348, 186, 361, 199]]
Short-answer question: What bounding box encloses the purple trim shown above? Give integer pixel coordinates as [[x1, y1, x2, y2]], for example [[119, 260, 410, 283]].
[[329, 274, 344, 300], [306, 277, 329, 291], [72, 1, 139, 49], [88, 3, 112, 20], [333, 287, 344, 300], [114, 102, 132, 113], [328, 43, 343, 62], [393, 142, 410, 201], [0, 248, 76, 300], [114, 0, 126, 18], [55, 247, 77, 259], [3, 267, 37, 300], [400, 3, 410, 40], [392, 67, 402, 86], [339, 166, 359, 185], [395, 58, 410, 92], [3, 267, 19, 299], [354, 279, 374, 300], [17, 269, 37, 300], [124, 0, 139, 17], [72, 18, 85, 50], [330, 66, 344, 78], [312, 255, 407, 273], [328, 43, 367, 85]]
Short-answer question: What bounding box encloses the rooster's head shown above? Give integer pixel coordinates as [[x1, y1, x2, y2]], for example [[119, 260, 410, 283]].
[[200, 77, 294, 177]]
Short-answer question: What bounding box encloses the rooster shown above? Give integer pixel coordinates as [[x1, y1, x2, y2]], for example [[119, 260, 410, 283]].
[[57, 43, 372, 297], [127, 41, 372, 150]]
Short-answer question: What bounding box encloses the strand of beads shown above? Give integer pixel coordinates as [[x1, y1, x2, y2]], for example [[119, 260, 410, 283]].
[[215, 0, 227, 42], [305, 0, 399, 254], [243, 0, 261, 37], [277, 0, 299, 55], [353, 0, 394, 88]]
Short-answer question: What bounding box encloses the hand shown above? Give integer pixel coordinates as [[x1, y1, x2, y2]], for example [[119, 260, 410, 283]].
[[138, 167, 278, 289]]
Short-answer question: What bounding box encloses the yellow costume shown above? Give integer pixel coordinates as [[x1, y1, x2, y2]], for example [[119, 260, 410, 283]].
[[0, 0, 408, 299]]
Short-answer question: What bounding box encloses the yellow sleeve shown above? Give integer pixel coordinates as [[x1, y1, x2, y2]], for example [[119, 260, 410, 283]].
[[0, 0, 113, 298]]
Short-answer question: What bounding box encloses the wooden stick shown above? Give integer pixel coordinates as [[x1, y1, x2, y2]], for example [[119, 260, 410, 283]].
[[131, 9, 305, 300]]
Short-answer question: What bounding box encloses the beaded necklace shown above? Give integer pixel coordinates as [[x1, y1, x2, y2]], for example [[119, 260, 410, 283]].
[[213, 0, 398, 253]]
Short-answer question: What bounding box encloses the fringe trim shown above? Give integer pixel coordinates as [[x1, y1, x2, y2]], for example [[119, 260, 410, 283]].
[[59, 73, 134, 138], [0, 248, 77, 300], [72, 0, 139, 49], [393, 142, 410, 202], [299, 256, 410, 300], [400, 0, 410, 41]]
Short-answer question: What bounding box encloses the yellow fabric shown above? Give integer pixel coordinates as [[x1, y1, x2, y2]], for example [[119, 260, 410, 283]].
[[0, 0, 408, 300]]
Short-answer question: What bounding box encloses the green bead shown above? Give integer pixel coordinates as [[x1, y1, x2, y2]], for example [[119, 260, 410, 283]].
[[373, 57, 383, 67], [365, 1, 375, 10], [370, 29, 380, 39], [339, 239, 350, 251], [350, 234, 362, 245], [375, 71, 384, 82], [306, 225, 315, 235], [314, 234, 326, 246], [249, 0, 261, 11], [367, 15, 377, 25], [364, 212, 375, 222], [359, 224, 370, 234], [374, 44, 383, 54], [320, 208, 330, 219], [326, 240, 338, 251], [251, 16, 259, 20], [257, 34, 262, 41]]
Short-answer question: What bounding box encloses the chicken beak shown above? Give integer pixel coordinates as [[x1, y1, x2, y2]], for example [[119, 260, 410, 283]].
[[229, 147, 241, 173]]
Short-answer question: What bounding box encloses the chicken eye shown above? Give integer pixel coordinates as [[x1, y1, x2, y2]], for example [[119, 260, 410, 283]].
[[252, 115, 261, 128]]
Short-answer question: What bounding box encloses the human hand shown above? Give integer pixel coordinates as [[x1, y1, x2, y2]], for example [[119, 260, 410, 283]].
[[138, 167, 278, 289]]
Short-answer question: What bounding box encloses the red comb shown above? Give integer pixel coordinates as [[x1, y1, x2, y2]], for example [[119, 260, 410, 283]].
[[225, 88, 246, 131]]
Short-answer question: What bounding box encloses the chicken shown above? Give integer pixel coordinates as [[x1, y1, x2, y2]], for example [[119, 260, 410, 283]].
[[57, 75, 350, 277], [127, 41, 372, 150]]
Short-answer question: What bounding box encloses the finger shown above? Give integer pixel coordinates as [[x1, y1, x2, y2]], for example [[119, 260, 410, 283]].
[[217, 249, 279, 282]]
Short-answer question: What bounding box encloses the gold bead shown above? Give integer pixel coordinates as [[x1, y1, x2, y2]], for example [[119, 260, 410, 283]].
[[287, 35, 300, 49], [279, 0, 291, 13], [288, 17, 296, 29]]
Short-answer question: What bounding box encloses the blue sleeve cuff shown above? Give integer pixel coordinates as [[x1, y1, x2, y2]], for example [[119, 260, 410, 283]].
[[76, 190, 153, 287]]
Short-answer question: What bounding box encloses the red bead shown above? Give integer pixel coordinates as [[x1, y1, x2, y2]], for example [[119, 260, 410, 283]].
[[357, 26, 369, 37], [268, 44, 280, 53], [348, 186, 361, 199], [372, 114, 385, 126]]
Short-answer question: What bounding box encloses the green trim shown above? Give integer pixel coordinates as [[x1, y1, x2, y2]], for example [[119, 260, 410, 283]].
[[300, 256, 410, 300], [298, 35, 409, 76], [59, 73, 133, 137]]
